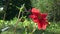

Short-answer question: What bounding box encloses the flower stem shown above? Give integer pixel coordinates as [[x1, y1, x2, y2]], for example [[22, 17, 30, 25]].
[[14, 12, 21, 34]]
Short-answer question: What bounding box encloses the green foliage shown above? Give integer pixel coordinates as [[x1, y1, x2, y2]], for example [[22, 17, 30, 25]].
[[16, 4, 25, 12], [30, 0, 54, 12], [1, 19, 60, 34], [19, 4, 25, 12], [0, 0, 60, 34], [30, 0, 60, 22]]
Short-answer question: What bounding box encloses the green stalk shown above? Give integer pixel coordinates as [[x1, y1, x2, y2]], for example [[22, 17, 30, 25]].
[[14, 4, 25, 34]]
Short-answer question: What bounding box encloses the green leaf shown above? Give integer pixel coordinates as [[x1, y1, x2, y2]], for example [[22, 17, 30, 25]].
[[20, 4, 25, 12]]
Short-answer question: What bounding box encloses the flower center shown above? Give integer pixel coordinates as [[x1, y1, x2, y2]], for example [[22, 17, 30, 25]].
[[38, 16, 41, 19]]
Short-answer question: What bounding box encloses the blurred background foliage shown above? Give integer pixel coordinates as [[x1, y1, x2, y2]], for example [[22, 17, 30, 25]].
[[0, 0, 60, 22], [0, 0, 60, 34], [30, 0, 60, 22]]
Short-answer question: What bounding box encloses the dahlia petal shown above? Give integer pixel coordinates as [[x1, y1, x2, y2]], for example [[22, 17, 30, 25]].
[[42, 24, 47, 30], [45, 21, 49, 25], [31, 8, 41, 14], [29, 15, 37, 19], [32, 18, 39, 23], [37, 22, 42, 30], [43, 18, 48, 20], [41, 13, 47, 18], [29, 15, 39, 23]]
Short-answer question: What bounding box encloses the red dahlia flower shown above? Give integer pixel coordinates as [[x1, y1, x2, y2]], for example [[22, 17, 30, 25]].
[[29, 8, 48, 30]]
